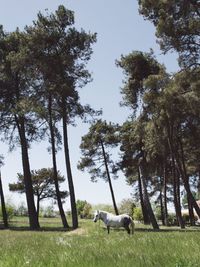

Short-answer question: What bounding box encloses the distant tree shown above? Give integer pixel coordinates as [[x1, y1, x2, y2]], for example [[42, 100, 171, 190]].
[[118, 198, 136, 216], [76, 200, 88, 216], [9, 168, 68, 219], [78, 120, 120, 215]]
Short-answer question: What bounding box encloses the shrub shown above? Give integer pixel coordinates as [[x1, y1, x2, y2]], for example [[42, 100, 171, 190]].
[[133, 207, 143, 222], [41, 206, 56, 218], [182, 213, 198, 224], [15, 202, 28, 216], [0, 204, 15, 221], [81, 203, 92, 219], [167, 213, 177, 226], [119, 198, 136, 216]]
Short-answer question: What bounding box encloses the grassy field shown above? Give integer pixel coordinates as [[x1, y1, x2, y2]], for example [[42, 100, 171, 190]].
[[0, 217, 200, 267]]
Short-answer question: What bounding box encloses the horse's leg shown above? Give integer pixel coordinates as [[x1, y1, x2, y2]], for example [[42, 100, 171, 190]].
[[107, 225, 110, 234], [123, 217, 131, 234], [124, 225, 130, 234]]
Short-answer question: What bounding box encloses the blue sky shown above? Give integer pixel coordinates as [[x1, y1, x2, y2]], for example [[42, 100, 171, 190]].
[[0, 1, 179, 210]]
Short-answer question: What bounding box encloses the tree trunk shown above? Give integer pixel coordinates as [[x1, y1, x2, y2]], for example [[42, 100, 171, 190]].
[[16, 116, 40, 230], [100, 139, 119, 215], [137, 168, 150, 224], [159, 185, 165, 226], [138, 155, 159, 230], [178, 138, 195, 225], [48, 94, 69, 228], [62, 99, 78, 229], [0, 172, 8, 228], [36, 195, 40, 220], [166, 120, 185, 228], [163, 163, 169, 226]]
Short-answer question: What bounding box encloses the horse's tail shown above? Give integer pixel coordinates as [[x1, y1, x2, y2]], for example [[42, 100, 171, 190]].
[[129, 216, 135, 234]]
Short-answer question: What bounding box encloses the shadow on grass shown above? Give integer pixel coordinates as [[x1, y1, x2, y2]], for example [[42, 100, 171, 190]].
[[0, 224, 74, 232], [134, 227, 200, 233], [100, 225, 200, 234]]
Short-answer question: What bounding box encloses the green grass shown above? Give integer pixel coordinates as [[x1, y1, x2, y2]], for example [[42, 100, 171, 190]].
[[0, 217, 200, 267]]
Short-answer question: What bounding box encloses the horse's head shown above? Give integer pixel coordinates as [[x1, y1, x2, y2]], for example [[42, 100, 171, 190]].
[[93, 210, 100, 222]]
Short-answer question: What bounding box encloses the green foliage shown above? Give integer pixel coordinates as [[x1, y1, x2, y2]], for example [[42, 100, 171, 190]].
[[9, 168, 68, 202], [133, 207, 143, 222], [167, 213, 177, 226], [139, 0, 200, 68], [93, 204, 114, 214], [76, 200, 92, 219], [1, 218, 200, 266], [182, 213, 198, 224], [78, 120, 120, 182], [118, 198, 135, 216], [116, 50, 161, 113], [40, 205, 56, 218], [0, 204, 14, 221], [15, 202, 28, 217]]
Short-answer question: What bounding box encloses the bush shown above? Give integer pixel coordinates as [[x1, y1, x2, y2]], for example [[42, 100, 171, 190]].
[[0, 204, 15, 221], [182, 213, 198, 224], [119, 198, 136, 216], [15, 202, 28, 217], [81, 203, 92, 219], [167, 213, 177, 226], [41, 206, 56, 218], [133, 207, 143, 222]]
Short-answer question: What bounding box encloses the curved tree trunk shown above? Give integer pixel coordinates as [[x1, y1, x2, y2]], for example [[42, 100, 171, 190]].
[[48, 94, 69, 229], [100, 139, 119, 215], [0, 172, 8, 228], [62, 100, 78, 229], [16, 116, 40, 230], [138, 155, 159, 230]]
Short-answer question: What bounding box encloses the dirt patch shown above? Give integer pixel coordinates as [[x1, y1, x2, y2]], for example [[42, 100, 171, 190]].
[[66, 227, 87, 236]]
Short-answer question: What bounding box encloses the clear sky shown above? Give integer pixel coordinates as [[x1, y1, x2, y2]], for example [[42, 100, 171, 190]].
[[0, 1, 179, 210]]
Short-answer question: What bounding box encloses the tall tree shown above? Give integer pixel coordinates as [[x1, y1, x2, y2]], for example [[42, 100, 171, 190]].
[[117, 51, 161, 229], [9, 168, 68, 219], [78, 120, 120, 215], [25, 5, 97, 229], [0, 27, 40, 229], [138, 0, 200, 68]]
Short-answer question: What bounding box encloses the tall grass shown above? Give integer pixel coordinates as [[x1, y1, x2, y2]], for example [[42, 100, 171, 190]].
[[0, 218, 200, 267]]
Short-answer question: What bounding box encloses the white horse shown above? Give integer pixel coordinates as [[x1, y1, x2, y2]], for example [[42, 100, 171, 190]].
[[93, 210, 134, 234]]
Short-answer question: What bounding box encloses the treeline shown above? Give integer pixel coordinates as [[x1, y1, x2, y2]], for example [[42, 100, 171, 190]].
[[78, 1, 200, 229], [0, 5, 98, 230], [1, 1, 200, 230]]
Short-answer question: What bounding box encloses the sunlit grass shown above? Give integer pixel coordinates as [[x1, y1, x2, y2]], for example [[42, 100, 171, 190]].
[[0, 217, 200, 267]]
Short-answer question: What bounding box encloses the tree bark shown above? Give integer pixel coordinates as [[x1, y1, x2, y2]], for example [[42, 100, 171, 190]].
[[36, 195, 40, 220], [48, 94, 69, 228], [62, 99, 78, 229], [159, 184, 165, 226], [163, 163, 169, 226], [137, 168, 150, 224], [16, 116, 40, 230], [100, 139, 119, 215], [138, 155, 159, 230], [0, 172, 8, 228], [178, 138, 195, 225]]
